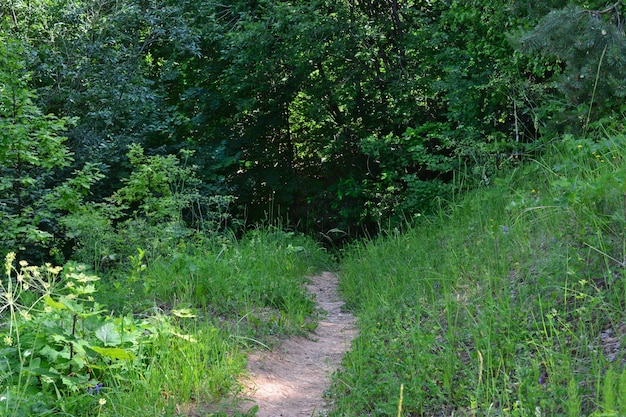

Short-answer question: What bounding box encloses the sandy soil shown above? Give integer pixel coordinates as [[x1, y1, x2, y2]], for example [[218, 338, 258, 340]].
[[240, 271, 357, 417]]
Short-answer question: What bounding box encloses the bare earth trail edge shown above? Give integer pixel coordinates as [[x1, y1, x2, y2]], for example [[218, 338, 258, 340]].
[[240, 271, 357, 417]]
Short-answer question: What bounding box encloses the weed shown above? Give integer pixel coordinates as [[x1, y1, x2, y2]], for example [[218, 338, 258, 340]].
[[0, 252, 244, 416]]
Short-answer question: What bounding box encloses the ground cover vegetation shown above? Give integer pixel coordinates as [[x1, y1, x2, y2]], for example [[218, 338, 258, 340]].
[[1, 227, 330, 416], [1, 0, 626, 415], [333, 126, 626, 416]]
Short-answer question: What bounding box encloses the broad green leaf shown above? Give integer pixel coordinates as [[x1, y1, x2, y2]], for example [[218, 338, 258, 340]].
[[60, 297, 83, 314], [43, 294, 66, 310], [171, 308, 196, 318], [70, 273, 100, 283], [26, 357, 41, 369], [61, 373, 89, 390], [73, 283, 97, 295], [40, 345, 62, 361], [170, 331, 197, 343], [91, 346, 135, 360], [95, 323, 121, 346]]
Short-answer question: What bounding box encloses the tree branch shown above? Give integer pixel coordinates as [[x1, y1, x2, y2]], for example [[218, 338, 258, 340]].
[[580, 0, 624, 32], [597, 0, 623, 15], [587, 0, 622, 19]]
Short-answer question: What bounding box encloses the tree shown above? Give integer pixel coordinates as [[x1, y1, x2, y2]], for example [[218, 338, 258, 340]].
[[0, 33, 92, 260], [520, 1, 626, 132], [8, 0, 617, 241], [4, 0, 201, 199]]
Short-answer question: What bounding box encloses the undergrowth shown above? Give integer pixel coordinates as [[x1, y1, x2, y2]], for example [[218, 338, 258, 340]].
[[1, 135, 333, 416], [332, 128, 626, 416], [5, 116, 626, 416], [119, 228, 330, 344], [1, 228, 331, 416]]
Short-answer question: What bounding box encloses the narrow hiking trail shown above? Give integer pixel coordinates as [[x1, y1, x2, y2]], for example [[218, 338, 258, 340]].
[[240, 272, 357, 417]]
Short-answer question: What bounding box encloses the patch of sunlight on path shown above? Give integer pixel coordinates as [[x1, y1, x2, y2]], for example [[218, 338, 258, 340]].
[[241, 272, 357, 417]]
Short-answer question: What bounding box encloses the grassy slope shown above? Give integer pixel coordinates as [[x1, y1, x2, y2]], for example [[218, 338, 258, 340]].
[[332, 132, 626, 416]]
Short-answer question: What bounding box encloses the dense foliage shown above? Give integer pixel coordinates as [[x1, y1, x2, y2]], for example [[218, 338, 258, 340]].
[[2, 1, 625, 255], [2, 1, 626, 415]]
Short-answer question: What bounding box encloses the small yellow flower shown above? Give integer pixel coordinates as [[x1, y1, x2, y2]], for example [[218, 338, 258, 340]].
[[5, 252, 16, 275], [99, 398, 107, 406], [3, 336, 13, 346]]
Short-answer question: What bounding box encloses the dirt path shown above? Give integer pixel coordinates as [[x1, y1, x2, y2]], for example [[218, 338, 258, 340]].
[[240, 271, 357, 417]]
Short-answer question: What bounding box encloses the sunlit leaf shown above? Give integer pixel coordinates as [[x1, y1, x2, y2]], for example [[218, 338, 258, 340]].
[[170, 331, 197, 343], [43, 294, 66, 310], [171, 308, 196, 318], [91, 346, 135, 360], [95, 323, 121, 346]]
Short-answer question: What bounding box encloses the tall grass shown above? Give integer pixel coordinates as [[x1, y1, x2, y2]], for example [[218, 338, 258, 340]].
[[2, 227, 331, 416], [141, 228, 330, 339], [101, 320, 249, 417], [98, 228, 332, 416], [331, 130, 626, 416]]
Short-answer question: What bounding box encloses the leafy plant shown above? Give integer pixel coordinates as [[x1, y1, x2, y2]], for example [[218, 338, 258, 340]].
[[62, 144, 234, 271], [359, 123, 458, 224], [0, 31, 108, 266], [0, 253, 197, 416], [0, 35, 77, 260]]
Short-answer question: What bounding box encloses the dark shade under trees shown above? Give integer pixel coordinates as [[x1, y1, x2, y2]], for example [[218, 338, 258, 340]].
[[2, 0, 625, 258]]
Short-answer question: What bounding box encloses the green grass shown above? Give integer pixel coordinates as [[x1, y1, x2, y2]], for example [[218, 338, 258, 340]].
[[98, 228, 332, 416], [139, 228, 329, 341], [330, 131, 626, 416], [97, 227, 332, 341], [6, 128, 626, 416], [1, 227, 332, 416], [100, 320, 249, 417]]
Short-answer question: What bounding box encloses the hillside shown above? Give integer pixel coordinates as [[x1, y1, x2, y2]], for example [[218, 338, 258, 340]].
[[333, 131, 626, 416]]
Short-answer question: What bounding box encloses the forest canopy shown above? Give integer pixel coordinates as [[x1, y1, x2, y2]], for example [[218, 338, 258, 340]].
[[1, 0, 625, 260]]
